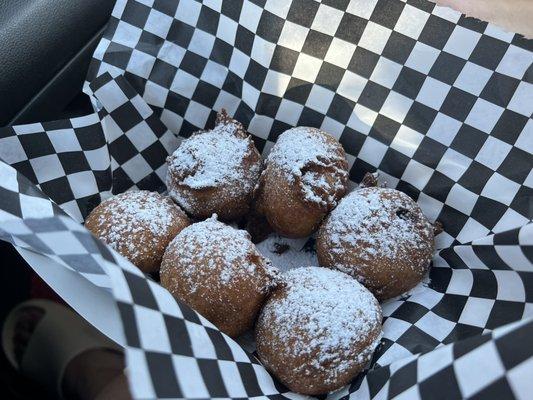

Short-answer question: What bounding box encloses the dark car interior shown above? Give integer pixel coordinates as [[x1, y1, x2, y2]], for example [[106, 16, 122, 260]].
[[0, 1, 115, 397]]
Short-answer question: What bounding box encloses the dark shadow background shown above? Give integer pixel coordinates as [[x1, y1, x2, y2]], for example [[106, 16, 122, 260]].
[[0, 1, 115, 397]]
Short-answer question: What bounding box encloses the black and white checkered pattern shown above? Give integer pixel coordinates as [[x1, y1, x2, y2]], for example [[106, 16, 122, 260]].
[[0, 72, 178, 292], [90, 73, 179, 195], [88, 0, 533, 249], [359, 316, 533, 400], [0, 114, 110, 222], [0, 0, 531, 398], [375, 223, 533, 369], [0, 73, 179, 222], [0, 163, 112, 289], [0, 161, 61, 221], [0, 211, 283, 398]]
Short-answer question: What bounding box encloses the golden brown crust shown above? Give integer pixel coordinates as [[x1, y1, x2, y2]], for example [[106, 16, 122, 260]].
[[316, 187, 434, 300], [255, 267, 382, 395], [160, 217, 279, 337], [166, 109, 262, 221], [85, 191, 190, 274], [255, 167, 326, 238], [255, 127, 348, 238]]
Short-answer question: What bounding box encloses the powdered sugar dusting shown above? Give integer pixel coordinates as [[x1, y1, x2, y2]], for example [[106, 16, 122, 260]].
[[90, 190, 178, 258], [256, 234, 318, 273], [323, 187, 433, 264], [266, 127, 347, 208], [162, 215, 277, 294], [167, 119, 260, 191], [259, 267, 382, 383]]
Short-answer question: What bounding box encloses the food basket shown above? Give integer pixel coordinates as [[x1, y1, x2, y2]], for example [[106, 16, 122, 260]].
[[0, 0, 531, 398]]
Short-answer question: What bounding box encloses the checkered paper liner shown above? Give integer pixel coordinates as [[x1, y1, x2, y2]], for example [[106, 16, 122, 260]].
[[0, 0, 531, 398], [0, 73, 177, 296], [0, 73, 178, 222], [0, 113, 110, 222]]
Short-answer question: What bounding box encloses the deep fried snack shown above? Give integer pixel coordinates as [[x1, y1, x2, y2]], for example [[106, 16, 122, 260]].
[[317, 186, 434, 300], [160, 216, 278, 337], [166, 110, 262, 221], [85, 190, 190, 273], [255, 127, 348, 238], [256, 267, 382, 395]]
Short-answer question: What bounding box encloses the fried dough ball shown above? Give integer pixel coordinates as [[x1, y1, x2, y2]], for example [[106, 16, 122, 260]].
[[255, 127, 348, 238], [85, 190, 190, 273], [166, 110, 262, 221], [317, 187, 434, 300], [160, 216, 279, 337], [256, 267, 382, 395]]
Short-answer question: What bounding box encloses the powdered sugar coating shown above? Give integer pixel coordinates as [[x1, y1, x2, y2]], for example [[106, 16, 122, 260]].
[[317, 187, 434, 300], [168, 123, 256, 190], [166, 110, 262, 219], [85, 190, 189, 272], [256, 267, 382, 392], [99, 191, 173, 234], [162, 215, 278, 296], [265, 127, 348, 209], [160, 215, 279, 337], [322, 187, 433, 265], [255, 234, 318, 273]]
